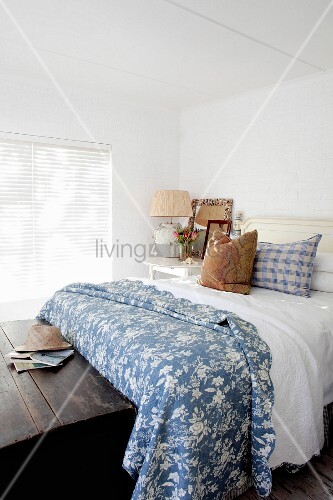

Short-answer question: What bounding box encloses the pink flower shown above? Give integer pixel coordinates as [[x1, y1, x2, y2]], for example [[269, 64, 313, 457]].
[[173, 231, 179, 238]]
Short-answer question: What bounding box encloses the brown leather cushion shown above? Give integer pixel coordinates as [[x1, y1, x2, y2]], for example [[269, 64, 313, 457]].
[[198, 230, 258, 294]]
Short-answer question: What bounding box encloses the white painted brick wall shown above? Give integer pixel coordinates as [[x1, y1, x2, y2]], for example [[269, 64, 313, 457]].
[[180, 70, 333, 221]]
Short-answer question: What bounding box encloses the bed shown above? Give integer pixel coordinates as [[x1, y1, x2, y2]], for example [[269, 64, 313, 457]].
[[36, 217, 333, 500]]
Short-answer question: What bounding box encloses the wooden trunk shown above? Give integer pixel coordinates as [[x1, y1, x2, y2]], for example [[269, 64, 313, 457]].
[[0, 320, 136, 499]]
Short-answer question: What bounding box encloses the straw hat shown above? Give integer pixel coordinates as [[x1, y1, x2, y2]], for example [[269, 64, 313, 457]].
[[15, 324, 72, 352]]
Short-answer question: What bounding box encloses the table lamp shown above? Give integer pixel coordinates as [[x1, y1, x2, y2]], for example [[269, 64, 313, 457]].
[[150, 190, 193, 257]]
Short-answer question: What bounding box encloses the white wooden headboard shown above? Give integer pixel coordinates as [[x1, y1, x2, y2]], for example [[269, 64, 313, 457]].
[[241, 217, 333, 252]]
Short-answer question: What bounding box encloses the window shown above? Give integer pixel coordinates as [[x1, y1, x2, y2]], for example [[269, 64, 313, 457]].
[[0, 137, 111, 304]]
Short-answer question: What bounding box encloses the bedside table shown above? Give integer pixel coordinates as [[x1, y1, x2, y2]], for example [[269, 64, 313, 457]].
[[143, 257, 202, 280]]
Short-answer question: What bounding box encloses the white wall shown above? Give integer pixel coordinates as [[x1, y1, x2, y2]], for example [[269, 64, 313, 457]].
[[0, 77, 180, 319], [180, 70, 333, 221]]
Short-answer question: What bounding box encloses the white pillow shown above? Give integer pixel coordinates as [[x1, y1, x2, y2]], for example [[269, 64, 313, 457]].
[[313, 252, 333, 273], [311, 271, 333, 292]]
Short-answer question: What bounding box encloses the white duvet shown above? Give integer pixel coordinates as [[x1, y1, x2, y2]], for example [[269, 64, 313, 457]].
[[136, 276, 333, 469]]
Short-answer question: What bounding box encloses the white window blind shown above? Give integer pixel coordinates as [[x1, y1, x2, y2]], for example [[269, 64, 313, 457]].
[[0, 138, 111, 303]]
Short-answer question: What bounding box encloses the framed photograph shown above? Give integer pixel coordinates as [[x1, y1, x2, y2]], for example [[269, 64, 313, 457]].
[[201, 220, 232, 259]]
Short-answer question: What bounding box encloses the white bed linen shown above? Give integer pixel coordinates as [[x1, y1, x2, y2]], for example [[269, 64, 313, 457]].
[[135, 276, 333, 469]]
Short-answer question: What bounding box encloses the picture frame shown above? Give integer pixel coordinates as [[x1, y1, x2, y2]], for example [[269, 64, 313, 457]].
[[188, 198, 233, 257], [201, 220, 232, 259]]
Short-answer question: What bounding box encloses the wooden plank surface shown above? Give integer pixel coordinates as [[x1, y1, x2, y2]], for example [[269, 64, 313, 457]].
[[238, 448, 333, 499], [0, 323, 59, 438], [30, 351, 134, 425], [1, 320, 134, 427], [1, 319, 135, 452], [0, 344, 39, 449]]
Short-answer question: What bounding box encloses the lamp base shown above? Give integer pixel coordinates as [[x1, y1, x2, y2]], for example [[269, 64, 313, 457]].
[[153, 222, 181, 258]]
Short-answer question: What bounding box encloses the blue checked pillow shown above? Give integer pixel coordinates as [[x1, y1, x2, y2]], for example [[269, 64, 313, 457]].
[[252, 234, 322, 297]]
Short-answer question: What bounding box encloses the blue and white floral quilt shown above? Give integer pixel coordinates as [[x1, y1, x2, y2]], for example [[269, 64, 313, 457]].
[[37, 279, 275, 499]]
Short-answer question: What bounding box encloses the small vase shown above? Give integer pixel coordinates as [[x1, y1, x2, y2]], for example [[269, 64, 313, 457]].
[[179, 241, 192, 261]]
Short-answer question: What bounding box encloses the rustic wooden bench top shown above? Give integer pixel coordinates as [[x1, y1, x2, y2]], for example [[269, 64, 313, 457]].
[[0, 319, 135, 451]]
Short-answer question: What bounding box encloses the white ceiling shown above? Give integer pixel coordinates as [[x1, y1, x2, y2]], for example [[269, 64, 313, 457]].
[[0, 0, 332, 109]]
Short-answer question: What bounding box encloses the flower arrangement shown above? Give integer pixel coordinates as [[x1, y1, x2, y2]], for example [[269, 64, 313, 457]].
[[173, 226, 199, 261], [173, 226, 199, 245]]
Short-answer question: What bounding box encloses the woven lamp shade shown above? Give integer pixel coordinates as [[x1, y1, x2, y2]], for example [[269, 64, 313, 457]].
[[150, 190, 193, 217], [195, 205, 227, 227]]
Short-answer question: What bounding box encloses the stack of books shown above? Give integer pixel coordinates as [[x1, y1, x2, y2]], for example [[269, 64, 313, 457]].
[[6, 349, 74, 373]]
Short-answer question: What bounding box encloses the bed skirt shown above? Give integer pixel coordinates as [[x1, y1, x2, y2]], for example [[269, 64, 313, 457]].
[[324, 401, 333, 447], [222, 402, 333, 499]]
